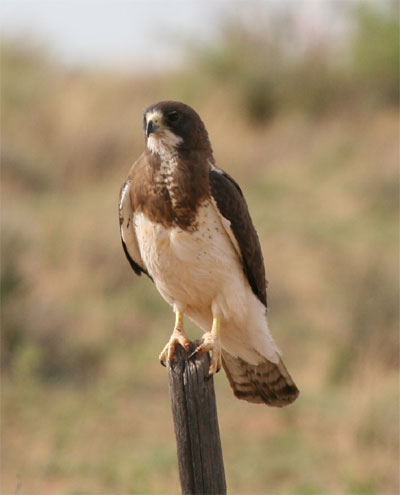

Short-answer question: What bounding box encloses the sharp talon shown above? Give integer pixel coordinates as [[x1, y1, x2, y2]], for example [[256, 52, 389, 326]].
[[195, 343, 210, 356], [159, 324, 192, 367], [188, 350, 197, 360]]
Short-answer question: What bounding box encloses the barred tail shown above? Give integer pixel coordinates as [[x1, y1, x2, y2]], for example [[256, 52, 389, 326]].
[[222, 351, 299, 407]]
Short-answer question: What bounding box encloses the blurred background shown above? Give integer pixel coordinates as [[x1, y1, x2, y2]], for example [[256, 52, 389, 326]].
[[1, 1, 399, 494]]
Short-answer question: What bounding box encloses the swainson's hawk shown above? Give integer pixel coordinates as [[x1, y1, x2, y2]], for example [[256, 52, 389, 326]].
[[119, 101, 299, 406]]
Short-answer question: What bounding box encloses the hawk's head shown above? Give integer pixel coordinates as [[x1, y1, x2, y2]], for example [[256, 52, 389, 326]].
[[143, 101, 212, 157]]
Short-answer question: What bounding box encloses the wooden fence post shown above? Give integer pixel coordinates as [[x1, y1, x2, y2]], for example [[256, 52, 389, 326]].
[[167, 342, 227, 495]]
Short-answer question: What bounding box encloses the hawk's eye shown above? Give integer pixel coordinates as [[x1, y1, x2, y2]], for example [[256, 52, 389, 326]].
[[167, 111, 179, 123]]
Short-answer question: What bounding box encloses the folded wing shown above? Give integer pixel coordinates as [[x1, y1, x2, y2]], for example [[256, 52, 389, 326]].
[[209, 166, 268, 308], [119, 178, 150, 278]]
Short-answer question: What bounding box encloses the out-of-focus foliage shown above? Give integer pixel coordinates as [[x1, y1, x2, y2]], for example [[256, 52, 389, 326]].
[[1, 3, 399, 494], [351, 3, 399, 106], [176, 3, 399, 122]]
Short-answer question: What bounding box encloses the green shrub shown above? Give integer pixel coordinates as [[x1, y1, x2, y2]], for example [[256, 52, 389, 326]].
[[350, 3, 399, 106]]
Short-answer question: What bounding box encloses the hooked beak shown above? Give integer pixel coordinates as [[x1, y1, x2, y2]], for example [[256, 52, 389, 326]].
[[146, 112, 163, 137], [146, 119, 158, 137]]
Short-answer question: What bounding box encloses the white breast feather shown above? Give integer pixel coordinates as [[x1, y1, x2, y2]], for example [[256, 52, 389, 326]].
[[133, 201, 280, 365]]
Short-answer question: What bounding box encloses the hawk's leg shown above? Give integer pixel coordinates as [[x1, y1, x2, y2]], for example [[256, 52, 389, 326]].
[[159, 311, 191, 366], [192, 315, 222, 375]]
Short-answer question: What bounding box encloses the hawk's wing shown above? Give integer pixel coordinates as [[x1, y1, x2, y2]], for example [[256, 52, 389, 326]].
[[119, 177, 151, 279], [209, 166, 268, 308]]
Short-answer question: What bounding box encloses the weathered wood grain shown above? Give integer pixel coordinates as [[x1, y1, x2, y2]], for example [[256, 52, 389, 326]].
[[167, 342, 226, 495]]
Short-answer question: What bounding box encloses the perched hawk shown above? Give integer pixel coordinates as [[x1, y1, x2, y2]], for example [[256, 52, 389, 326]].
[[119, 101, 299, 406]]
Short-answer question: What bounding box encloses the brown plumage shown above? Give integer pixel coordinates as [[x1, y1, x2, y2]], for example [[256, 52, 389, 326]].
[[119, 100, 299, 406], [222, 352, 299, 406]]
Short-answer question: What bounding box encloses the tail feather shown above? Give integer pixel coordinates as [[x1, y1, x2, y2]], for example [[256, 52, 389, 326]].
[[222, 351, 299, 407]]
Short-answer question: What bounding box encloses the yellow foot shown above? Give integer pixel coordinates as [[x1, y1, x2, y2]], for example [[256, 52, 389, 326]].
[[191, 316, 222, 375], [159, 312, 191, 366]]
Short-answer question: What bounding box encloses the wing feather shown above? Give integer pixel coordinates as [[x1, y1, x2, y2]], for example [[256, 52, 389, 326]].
[[209, 167, 268, 307], [119, 178, 150, 278]]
